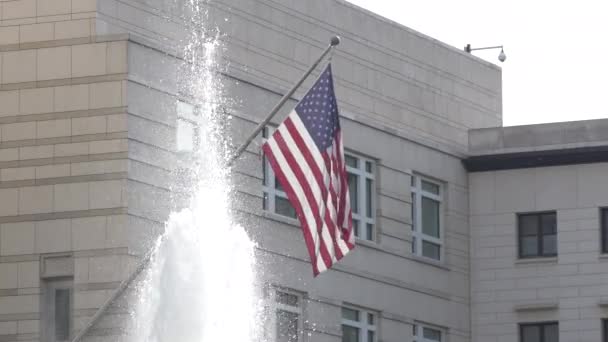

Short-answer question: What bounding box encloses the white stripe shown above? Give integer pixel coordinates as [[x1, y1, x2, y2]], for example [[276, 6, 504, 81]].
[[267, 135, 328, 272], [326, 145, 349, 256], [278, 122, 338, 263]]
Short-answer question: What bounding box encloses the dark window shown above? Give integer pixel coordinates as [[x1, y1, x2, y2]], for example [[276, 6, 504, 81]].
[[518, 212, 557, 258], [602, 209, 608, 254], [55, 289, 70, 341], [604, 319, 607, 342], [520, 322, 558, 342]]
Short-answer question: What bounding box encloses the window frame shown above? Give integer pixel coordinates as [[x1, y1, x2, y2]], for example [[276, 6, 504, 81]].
[[601, 208, 608, 254], [345, 152, 376, 241], [176, 101, 200, 153], [519, 321, 558, 342], [262, 127, 298, 219], [517, 211, 558, 259], [261, 127, 376, 242], [268, 288, 303, 342], [411, 174, 444, 261], [43, 278, 73, 342], [341, 305, 377, 342], [412, 323, 443, 342]]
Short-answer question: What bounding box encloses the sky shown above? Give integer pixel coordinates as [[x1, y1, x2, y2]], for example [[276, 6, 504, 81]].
[[344, 0, 608, 127]]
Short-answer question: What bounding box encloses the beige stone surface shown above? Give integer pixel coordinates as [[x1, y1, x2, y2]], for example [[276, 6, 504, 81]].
[[89, 180, 122, 209], [1, 0, 36, 20], [19, 185, 53, 214], [0, 148, 18, 161], [35, 164, 70, 179], [1, 122, 36, 141], [0, 26, 19, 45], [72, 43, 107, 77], [17, 261, 39, 288], [0, 321, 17, 335], [53, 182, 89, 212], [37, 46, 71, 81], [20, 87, 54, 115], [36, 118, 71, 139], [107, 41, 127, 74], [89, 139, 127, 154], [20, 23, 54, 43], [0, 262, 18, 289], [55, 18, 91, 40], [54, 84, 89, 112], [0, 295, 39, 314], [37, 0, 71, 16], [71, 0, 96, 13], [72, 115, 107, 135], [1, 166, 35, 181], [54, 141, 89, 157], [17, 319, 39, 334], [1, 49, 36, 84], [71, 216, 106, 250], [89, 81, 122, 109], [35, 219, 71, 253], [0, 90, 19, 117], [0, 188, 19, 216], [0, 222, 35, 255], [20, 145, 53, 160], [107, 113, 127, 132]]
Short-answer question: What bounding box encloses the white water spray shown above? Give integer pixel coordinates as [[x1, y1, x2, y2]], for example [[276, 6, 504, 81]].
[[129, 2, 259, 341]]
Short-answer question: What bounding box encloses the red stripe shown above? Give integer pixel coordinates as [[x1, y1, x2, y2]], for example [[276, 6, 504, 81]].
[[284, 119, 344, 260], [262, 142, 320, 276], [272, 131, 334, 271]]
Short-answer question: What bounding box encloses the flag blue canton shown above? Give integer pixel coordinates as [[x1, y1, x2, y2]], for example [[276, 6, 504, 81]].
[[295, 65, 339, 150]]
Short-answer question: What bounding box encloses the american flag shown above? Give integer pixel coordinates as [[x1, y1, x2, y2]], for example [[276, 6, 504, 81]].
[[262, 64, 354, 276]]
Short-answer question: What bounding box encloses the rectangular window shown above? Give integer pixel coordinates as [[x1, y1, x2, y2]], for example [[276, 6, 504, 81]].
[[341, 306, 376, 342], [412, 324, 442, 342], [262, 127, 297, 219], [411, 175, 443, 260], [345, 154, 375, 241], [602, 208, 608, 254], [44, 279, 72, 342], [269, 289, 302, 342], [518, 212, 557, 258], [520, 322, 558, 342], [603, 319, 607, 342], [176, 101, 199, 152], [262, 129, 376, 242]]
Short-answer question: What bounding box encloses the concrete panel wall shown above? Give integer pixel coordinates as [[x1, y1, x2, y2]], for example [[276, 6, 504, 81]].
[[0, 3, 133, 339], [470, 163, 608, 342]]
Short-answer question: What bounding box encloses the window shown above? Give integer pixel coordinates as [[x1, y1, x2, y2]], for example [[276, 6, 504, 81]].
[[43, 279, 72, 342], [345, 154, 375, 241], [411, 175, 443, 260], [262, 128, 297, 219], [602, 208, 608, 254], [262, 128, 376, 241], [412, 324, 442, 342], [603, 319, 608, 342], [176, 101, 199, 152], [269, 289, 302, 342], [518, 212, 557, 258], [341, 307, 376, 342], [520, 322, 558, 342]]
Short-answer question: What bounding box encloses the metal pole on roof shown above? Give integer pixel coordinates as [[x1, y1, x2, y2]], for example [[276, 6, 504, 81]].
[[70, 35, 341, 342]]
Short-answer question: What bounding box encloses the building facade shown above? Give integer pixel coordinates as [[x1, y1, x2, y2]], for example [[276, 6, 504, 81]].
[[0, 0, 604, 342]]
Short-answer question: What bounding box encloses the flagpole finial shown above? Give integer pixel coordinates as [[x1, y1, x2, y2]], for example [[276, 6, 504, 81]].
[[330, 36, 341, 46]]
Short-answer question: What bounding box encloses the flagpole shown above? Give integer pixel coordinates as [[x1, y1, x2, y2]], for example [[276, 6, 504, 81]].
[[70, 35, 340, 342], [225, 35, 340, 167]]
